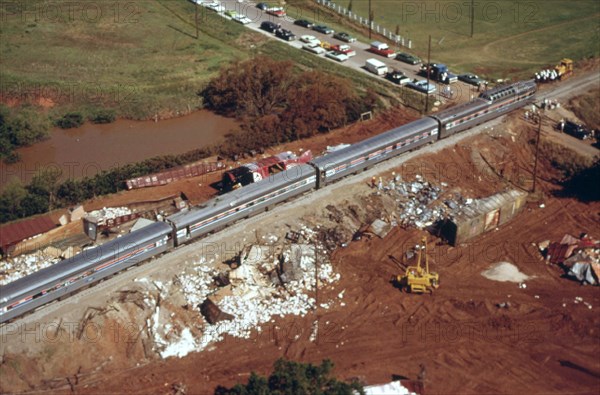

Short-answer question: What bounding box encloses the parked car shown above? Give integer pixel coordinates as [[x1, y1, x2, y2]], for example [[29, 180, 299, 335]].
[[256, 2, 269, 10], [275, 29, 296, 41], [260, 21, 279, 33], [294, 19, 313, 28], [407, 79, 436, 94], [205, 2, 225, 12], [458, 73, 488, 87], [267, 7, 286, 17], [386, 70, 411, 85], [300, 35, 320, 44], [328, 44, 355, 57], [396, 52, 422, 65], [232, 14, 252, 24], [312, 25, 334, 34], [333, 32, 356, 43], [367, 41, 396, 58], [325, 51, 349, 62], [302, 42, 326, 54]]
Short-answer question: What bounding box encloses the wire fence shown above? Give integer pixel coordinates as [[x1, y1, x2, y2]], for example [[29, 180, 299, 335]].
[[315, 0, 413, 48]]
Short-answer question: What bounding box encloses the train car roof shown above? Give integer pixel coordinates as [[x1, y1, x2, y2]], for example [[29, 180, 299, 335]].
[[310, 117, 439, 169], [0, 221, 172, 304], [479, 80, 537, 103], [428, 98, 489, 123], [167, 163, 316, 228]]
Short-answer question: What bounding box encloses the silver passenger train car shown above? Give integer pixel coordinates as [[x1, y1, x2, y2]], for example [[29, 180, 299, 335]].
[[0, 81, 537, 324], [167, 163, 317, 246], [0, 222, 172, 323], [310, 117, 439, 187]]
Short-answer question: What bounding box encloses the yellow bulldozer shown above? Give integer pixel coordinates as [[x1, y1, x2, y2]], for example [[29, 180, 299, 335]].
[[396, 237, 440, 294], [555, 58, 574, 80]]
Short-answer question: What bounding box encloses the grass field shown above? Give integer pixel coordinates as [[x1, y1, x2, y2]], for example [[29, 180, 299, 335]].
[[288, 0, 600, 78], [0, 0, 393, 120]]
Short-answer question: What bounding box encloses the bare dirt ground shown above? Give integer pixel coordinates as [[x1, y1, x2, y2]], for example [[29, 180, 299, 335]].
[[1, 106, 599, 394], [1, 73, 599, 395]]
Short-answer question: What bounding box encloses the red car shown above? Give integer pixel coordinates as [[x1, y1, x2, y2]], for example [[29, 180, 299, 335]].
[[368, 41, 396, 58], [266, 7, 286, 17]]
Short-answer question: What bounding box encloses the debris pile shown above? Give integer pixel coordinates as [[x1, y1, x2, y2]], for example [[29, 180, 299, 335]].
[[0, 248, 67, 286], [375, 174, 469, 229], [87, 207, 132, 225], [539, 233, 599, 285], [148, 242, 340, 359], [481, 262, 532, 283]]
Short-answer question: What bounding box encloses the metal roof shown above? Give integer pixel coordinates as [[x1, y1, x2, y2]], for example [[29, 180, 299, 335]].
[[168, 163, 316, 229], [0, 215, 57, 252], [311, 117, 438, 169], [0, 221, 172, 303], [450, 190, 528, 223]]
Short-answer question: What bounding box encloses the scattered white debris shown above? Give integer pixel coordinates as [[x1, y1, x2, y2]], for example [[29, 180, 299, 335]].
[[0, 249, 63, 286], [539, 203, 545, 209], [155, 243, 341, 358], [160, 328, 197, 359], [87, 206, 132, 225]]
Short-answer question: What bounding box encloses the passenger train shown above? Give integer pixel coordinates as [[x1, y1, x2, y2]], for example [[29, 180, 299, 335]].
[[0, 80, 537, 324]]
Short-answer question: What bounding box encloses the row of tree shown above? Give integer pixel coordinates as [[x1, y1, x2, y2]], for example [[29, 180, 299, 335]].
[[0, 147, 212, 223], [202, 56, 378, 157], [215, 359, 364, 395]]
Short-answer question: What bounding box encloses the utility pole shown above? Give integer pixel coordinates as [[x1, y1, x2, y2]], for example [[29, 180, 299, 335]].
[[470, 0, 474, 38], [532, 111, 542, 193], [424, 35, 432, 114], [368, 0, 372, 39], [314, 241, 319, 345], [195, 4, 199, 39]]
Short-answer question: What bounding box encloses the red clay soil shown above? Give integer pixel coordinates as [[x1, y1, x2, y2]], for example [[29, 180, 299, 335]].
[[65, 119, 600, 395]]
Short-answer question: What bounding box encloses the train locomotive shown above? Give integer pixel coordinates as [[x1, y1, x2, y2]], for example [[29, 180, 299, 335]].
[[0, 80, 537, 324]]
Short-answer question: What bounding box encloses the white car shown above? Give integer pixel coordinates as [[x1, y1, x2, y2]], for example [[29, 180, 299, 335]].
[[205, 2, 225, 12], [300, 35, 320, 45], [232, 14, 252, 24], [325, 51, 349, 62], [302, 42, 326, 54]]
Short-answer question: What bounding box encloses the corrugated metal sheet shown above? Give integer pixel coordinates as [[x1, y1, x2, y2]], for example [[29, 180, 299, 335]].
[[0, 216, 56, 253]]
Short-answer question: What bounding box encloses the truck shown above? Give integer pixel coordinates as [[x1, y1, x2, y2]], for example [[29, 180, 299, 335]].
[[419, 63, 458, 84], [367, 41, 396, 58], [365, 58, 388, 76]]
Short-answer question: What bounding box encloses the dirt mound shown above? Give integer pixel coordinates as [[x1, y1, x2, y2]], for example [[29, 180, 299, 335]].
[[481, 262, 532, 283]]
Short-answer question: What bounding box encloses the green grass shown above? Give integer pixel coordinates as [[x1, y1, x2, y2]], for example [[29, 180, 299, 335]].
[[1, 0, 412, 119], [288, 0, 600, 79], [1, 0, 251, 119]]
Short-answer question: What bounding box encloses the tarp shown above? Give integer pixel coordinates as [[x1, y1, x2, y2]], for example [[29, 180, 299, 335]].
[[568, 262, 598, 285]]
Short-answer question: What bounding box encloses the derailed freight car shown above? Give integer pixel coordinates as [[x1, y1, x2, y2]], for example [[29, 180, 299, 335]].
[[441, 189, 528, 246]]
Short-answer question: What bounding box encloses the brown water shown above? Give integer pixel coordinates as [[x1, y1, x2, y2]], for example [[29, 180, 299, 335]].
[[1, 110, 238, 190]]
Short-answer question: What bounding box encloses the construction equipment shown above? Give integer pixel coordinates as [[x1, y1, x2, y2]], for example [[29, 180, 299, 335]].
[[555, 58, 573, 80], [535, 58, 573, 83], [396, 237, 440, 293]]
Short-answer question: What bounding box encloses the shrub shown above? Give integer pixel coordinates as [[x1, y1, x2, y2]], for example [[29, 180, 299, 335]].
[[90, 109, 116, 124], [55, 112, 84, 129]]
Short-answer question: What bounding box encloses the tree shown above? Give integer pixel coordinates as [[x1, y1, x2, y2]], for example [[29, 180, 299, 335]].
[[202, 56, 294, 118], [28, 168, 62, 210], [214, 359, 364, 395]]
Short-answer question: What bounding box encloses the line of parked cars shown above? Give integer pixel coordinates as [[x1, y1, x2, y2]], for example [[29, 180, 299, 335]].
[[202, 1, 489, 95]]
